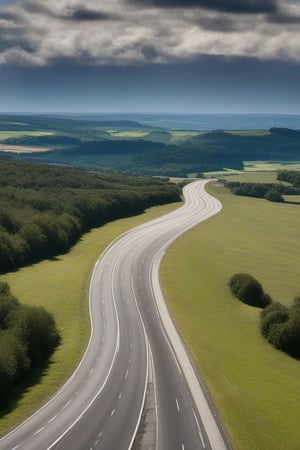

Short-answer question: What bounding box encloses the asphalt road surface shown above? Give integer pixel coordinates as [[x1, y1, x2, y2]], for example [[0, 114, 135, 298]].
[[0, 180, 230, 450]]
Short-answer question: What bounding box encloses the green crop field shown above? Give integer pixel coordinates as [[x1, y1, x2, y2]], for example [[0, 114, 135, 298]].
[[0, 201, 181, 435], [161, 181, 300, 450]]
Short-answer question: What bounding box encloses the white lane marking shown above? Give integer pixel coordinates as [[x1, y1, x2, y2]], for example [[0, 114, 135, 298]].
[[62, 400, 71, 410], [128, 276, 150, 450], [11, 445, 20, 450], [192, 408, 206, 448], [110, 409, 115, 417], [182, 444, 185, 450], [159, 323, 182, 375], [34, 426, 45, 435], [129, 359, 131, 364], [149, 345, 159, 450], [98, 432, 103, 438], [95, 439, 99, 445], [89, 368, 94, 376], [125, 369, 129, 379], [118, 392, 123, 400], [48, 415, 57, 424], [175, 398, 180, 412]]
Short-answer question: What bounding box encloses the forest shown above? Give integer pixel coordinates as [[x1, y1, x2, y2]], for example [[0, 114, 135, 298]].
[[0, 160, 180, 273]]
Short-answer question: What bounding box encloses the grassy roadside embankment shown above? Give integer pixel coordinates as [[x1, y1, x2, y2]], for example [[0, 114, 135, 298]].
[[161, 180, 300, 450], [0, 201, 181, 435]]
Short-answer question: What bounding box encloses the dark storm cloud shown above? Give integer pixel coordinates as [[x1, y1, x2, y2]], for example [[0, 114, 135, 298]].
[[22, 1, 117, 22], [267, 11, 300, 23], [67, 8, 119, 22], [127, 0, 278, 14], [22, 1, 55, 16], [0, 0, 299, 66], [141, 44, 160, 60], [0, 26, 35, 53], [196, 15, 237, 32]]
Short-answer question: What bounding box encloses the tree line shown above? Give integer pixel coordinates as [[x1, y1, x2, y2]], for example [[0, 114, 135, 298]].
[[0, 282, 60, 402], [222, 174, 300, 203], [277, 170, 300, 188], [0, 161, 181, 273]]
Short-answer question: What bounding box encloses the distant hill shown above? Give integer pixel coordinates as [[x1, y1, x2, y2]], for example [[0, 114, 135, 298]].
[[1, 115, 300, 176]]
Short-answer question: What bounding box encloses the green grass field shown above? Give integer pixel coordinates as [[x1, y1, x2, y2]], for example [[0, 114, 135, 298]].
[[219, 171, 280, 183], [0, 131, 54, 141], [0, 201, 181, 435], [244, 161, 300, 172], [107, 130, 149, 138], [228, 130, 270, 136], [161, 181, 300, 450]]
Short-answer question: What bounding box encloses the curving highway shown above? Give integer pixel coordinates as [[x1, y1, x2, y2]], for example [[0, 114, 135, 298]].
[[0, 180, 230, 450]]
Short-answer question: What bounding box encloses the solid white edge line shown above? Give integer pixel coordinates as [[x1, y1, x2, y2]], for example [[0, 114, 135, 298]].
[[192, 408, 206, 449], [150, 180, 228, 450]]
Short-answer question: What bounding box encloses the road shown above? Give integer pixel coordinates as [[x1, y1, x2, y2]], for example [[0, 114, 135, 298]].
[[0, 180, 229, 450]]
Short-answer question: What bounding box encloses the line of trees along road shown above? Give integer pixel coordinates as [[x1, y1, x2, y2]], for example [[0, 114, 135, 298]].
[[0, 282, 60, 403], [0, 160, 181, 273]]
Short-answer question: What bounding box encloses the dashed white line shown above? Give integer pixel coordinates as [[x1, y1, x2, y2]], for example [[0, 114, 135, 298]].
[[48, 415, 57, 424], [98, 432, 103, 438], [125, 369, 129, 379], [62, 400, 71, 410], [118, 392, 123, 399], [89, 368, 94, 376], [181, 444, 185, 450], [34, 426, 45, 436], [11, 445, 20, 450], [175, 398, 180, 412], [110, 409, 115, 417]]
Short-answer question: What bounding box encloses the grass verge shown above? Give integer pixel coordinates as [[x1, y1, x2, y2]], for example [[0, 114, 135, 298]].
[[161, 181, 300, 450], [0, 201, 181, 435]]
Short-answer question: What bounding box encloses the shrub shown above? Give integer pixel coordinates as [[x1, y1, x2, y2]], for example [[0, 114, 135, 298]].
[[260, 299, 300, 359], [229, 273, 271, 308], [260, 302, 289, 337]]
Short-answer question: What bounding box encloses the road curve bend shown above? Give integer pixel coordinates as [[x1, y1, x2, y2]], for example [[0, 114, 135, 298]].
[[0, 180, 229, 450]]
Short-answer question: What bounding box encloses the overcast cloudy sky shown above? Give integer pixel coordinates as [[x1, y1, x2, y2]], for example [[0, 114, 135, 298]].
[[0, 0, 299, 113]]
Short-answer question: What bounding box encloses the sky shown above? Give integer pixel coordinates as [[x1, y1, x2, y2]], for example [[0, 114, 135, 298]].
[[0, 0, 299, 114]]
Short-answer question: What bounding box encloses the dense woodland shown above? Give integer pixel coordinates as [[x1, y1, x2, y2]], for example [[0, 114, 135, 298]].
[[0, 282, 60, 402], [0, 161, 180, 273]]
